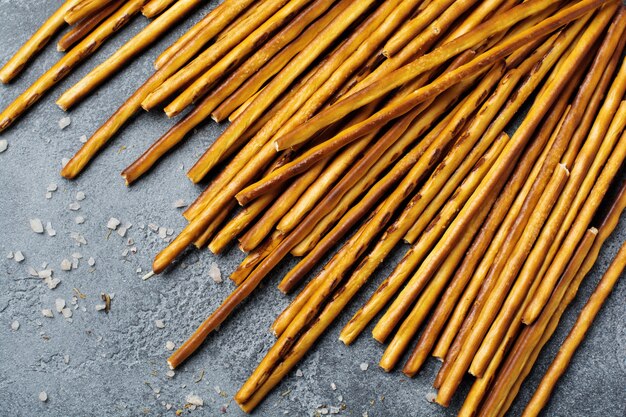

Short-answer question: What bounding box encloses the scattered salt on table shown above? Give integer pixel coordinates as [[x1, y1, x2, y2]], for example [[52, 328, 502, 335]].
[[30, 218, 44, 234]]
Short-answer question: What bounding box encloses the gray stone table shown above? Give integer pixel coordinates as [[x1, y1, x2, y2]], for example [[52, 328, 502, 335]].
[[0, 1, 624, 416]]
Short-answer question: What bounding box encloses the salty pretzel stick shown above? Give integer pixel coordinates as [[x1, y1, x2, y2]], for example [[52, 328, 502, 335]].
[[188, 0, 409, 183], [0, 0, 81, 83], [192, 200, 237, 249], [211, 0, 351, 122], [57, 0, 125, 52], [142, 0, 177, 18], [427, 101, 568, 369], [272, 0, 593, 152], [479, 130, 626, 417], [473, 101, 626, 376], [231, 231, 284, 286], [57, 0, 205, 110], [377, 138, 508, 371], [522, 240, 626, 417], [144, 0, 311, 114], [65, 0, 115, 25], [61, 0, 254, 179], [0, 0, 147, 132]]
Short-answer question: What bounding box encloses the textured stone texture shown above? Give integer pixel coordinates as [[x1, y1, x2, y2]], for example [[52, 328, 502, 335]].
[[0, 1, 625, 416]]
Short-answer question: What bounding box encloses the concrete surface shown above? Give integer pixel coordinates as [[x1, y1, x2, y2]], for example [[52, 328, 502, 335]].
[[0, 1, 625, 416]]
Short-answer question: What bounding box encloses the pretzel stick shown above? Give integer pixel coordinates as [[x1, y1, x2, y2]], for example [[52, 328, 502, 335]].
[[412, 101, 568, 374], [0, 0, 81, 83], [142, 0, 177, 18], [57, 0, 124, 52], [271, 0, 591, 153], [61, 0, 254, 179], [479, 128, 626, 416], [377, 136, 508, 371], [153, 1, 224, 69], [65, 0, 115, 25], [211, 0, 350, 122], [0, 0, 147, 132], [56, 0, 204, 110], [192, 201, 237, 249], [231, 231, 284, 286], [144, 0, 311, 114], [187, 0, 409, 184], [522, 239, 626, 417], [472, 102, 626, 376]]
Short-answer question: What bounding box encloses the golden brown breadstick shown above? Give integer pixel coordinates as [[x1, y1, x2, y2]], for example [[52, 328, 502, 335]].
[[65, 0, 115, 25], [57, 0, 125, 52], [142, 0, 177, 18]]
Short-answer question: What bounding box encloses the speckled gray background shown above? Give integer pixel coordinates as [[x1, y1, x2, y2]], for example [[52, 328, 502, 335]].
[[0, 1, 625, 416]]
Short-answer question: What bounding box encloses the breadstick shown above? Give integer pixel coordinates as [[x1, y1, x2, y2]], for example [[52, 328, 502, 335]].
[[142, 0, 177, 18], [65, 0, 115, 25], [57, 0, 125, 52]]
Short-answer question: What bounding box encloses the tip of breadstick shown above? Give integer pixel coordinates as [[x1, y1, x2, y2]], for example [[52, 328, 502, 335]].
[[56, 44, 65, 52], [55, 100, 68, 112], [210, 114, 219, 123]]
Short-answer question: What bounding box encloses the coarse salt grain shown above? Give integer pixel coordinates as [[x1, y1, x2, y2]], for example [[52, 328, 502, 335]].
[[46, 222, 56, 237], [60, 259, 72, 271], [42, 309, 54, 318], [155, 320, 165, 329], [11, 320, 20, 330], [14, 251, 25, 262], [47, 183, 58, 192], [75, 216, 85, 224], [68, 202, 81, 211], [39, 391, 48, 402], [0, 139, 7, 153], [208, 262, 222, 283], [55, 298, 65, 313], [75, 191, 85, 201], [185, 394, 203, 406], [30, 218, 44, 233], [165, 341, 175, 351], [58, 116, 71, 129], [360, 363, 369, 371], [61, 308, 72, 319], [107, 218, 121, 230], [173, 199, 186, 208], [88, 257, 95, 267]]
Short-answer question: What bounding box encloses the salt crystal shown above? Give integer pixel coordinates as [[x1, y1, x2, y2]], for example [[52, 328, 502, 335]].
[[61, 308, 72, 319], [173, 199, 186, 208], [148, 223, 158, 232], [47, 183, 58, 192], [38, 269, 52, 279], [7, 251, 13, 259], [79, 135, 87, 143], [107, 218, 121, 230], [319, 408, 329, 415], [166, 228, 174, 236], [68, 202, 81, 211], [95, 304, 106, 311], [72, 252, 82, 259], [60, 259, 72, 271], [58, 116, 71, 129], [87, 257, 95, 266], [360, 362, 369, 371], [208, 262, 222, 283], [116, 226, 127, 237], [425, 392, 437, 403], [11, 320, 19, 330], [39, 391, 48, 402], [165, 341, 175, 351], [55, 299, 66, 312], [75, 191, 85, 201], [155, 320, 165, 329], [158, 227, 167, 239], [64, 355, 70, 364], [30, 218, 44, 233], [62, 158, 69, 168], [185, 394, 203, 406], [0, 139, 7, 153], [42, 309, 54, 318], [331, 383, 337, 391], [46, 222, 56, 237], [45, 192, 53, 199], [295, 369, 303, 377], [28, 266, 38, 277], [45, 277, 61, 289], [166, 370, 175, 378], [14, 251, 24, 262], [72, 258, 79, 269], [75, 216, 85, 224]]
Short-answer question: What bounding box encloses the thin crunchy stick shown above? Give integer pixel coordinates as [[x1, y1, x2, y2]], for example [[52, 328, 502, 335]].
[[196, 0, 341, 123], [522, 240, 626, 417], [57, 0, 125, 52], [192, 201, 237, 249], [187, 0, 410, 183], [144, 0, 312, 114], [0, 0, 81, 83], [65, 0, 115, 25], [57, 0, 205, 110], [271, 0, 594, 153], [472, 101, 626, 376], [60, 0, 254, 179], [231, 231, 284, 286], [0, 0, 147, 132], [377, 137, 508, 371], [142, 0, 178, 18], [479, 129, 626, 416]]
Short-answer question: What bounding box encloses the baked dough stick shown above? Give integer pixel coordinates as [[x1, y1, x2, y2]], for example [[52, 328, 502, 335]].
[[338, 34, 561, 344], [142, 0, 177, 18], [60, 0, 255, 179], [234, 66, 488, 403], [472, 101, 626, 376], [230, 231, 284, 286], [142, 0, 311, 114], [377, 135, 509, 371], [203, 0, 348, 122], [478, 130, 626, 417], [186, 0, 413, 184], [240, 7, 597, 203], [403, 106, 569, 378], [270, 0, 600, 153], [522, 240, 626, 417], [57, 0, 125, 52], [0, 0, 147, 132], [456, 228, 597, 417], [56, 0, 206, 110], [65, 0, 115, 25], [0, 0, 81, 83], [192, 200, 237, 249], [122, 0, 346, 186]]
